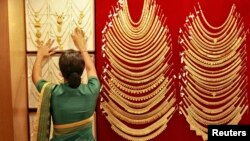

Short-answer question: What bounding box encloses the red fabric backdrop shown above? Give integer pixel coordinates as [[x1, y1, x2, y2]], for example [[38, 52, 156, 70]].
[[95, 0, 250, 140]]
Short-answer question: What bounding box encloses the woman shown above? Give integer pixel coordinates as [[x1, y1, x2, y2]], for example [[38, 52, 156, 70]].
[[32, 28, 100, 141]]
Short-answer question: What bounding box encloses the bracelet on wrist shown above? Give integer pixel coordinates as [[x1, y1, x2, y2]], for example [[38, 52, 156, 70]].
[[81, 49, 88, 52]]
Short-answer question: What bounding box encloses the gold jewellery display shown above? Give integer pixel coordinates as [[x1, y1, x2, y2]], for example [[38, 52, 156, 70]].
[[26, 0, 94, 51], [179, 3, 248, 141], [26, 0, 48, 48], [100, 0, 175, 140]]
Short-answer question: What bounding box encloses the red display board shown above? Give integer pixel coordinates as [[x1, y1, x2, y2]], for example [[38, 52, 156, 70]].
[[95, 0, 250, 140]]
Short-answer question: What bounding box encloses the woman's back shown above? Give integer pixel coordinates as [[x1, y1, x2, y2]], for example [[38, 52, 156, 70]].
[[51, 77, 99, 124], [36, 76, 100, 141]]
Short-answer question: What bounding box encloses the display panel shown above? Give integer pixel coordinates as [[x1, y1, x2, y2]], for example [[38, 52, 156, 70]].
[[95, 0, 250, 141], [99, 0, 176, 140], [25, 0, 95, 51], [178, 4, 249, 141]]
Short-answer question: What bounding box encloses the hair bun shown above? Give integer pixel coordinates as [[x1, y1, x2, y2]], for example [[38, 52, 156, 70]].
[[68, 72, 81, 88]]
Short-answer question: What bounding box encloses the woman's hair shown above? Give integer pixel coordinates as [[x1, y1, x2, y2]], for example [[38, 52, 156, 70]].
[[59, 49, 85, 88]]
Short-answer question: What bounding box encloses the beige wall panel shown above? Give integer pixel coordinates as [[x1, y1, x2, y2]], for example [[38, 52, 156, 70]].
[[8, 0, 28, 140]]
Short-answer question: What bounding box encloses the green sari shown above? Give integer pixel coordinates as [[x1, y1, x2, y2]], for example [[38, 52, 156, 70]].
[[33, 77, 100, 141], [33, 82, 55, 141]]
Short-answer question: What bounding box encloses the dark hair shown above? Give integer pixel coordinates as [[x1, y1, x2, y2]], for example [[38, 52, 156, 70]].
[[59, 49, 85, 88]]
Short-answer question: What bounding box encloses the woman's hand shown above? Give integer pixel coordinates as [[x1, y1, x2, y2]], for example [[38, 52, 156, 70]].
[[71, 27, 87, 52], [32, 39, 57, 85], [37, 39, 58, 59]]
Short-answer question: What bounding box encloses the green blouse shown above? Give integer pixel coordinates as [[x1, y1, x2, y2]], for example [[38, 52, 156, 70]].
[[36, 76, 100, 141]]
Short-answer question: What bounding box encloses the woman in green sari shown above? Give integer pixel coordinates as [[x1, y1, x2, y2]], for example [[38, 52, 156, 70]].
[[32, 28, 100, 141]]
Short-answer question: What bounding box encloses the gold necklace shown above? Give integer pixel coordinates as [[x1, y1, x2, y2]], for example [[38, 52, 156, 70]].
[[184, 57, 243, 78], [228, 104, 249, 125], [103, 101, 176, 127], [182, 90, 246, 114], [108, 74, 165, 94], [185, 16, 241, 49], [185, 27, 240, 56], [103, 77, 171, 101], [184, 49, 245, 68], [179, 106, 207, 140], [185, 73, 247, 96], [122, 0, 148, 27], [51, 24, 70, 49], [119, 7, 167, 41], [182, 51, 245, 75], [108, 66, 172, 84], [106, 57, 170, 78], [184, 75, 246, 98], [105, 37, 169, 63], [107, 62, 172, 84], [110, 123, 167, 141], [28, 29, 49, 48], [191, 16, 244, 50], [117, 3, 156, 37], [27, 0, 47, 15], [114, 5, 166, 46], [50, 0, 70, 31], [191, 16, 236, 43], [194, 11, 235, 36], [184, 44, 243, 66], [27, 0, 48, 47], [104, 106, 175, 136], [185, 63, 246, 84], [106, 51, 171, 71], [71, 0, 90, 27], [182, 98, 235, 121], [182, 85, 243, 106], [181, 27, 244, 59], [185, 105, 242, 125], [198, 3, 236, 30], [188, 21, 244, 52], [101, 88, 176, 119], [107, 85, 174, 109], [102, 87, 173, 115], [111, 16, 163, 47], [105, 41, 169, 64], [104, 26, 171, 55], [105, 28, 168, 57], [183, 94, 247, 121], [180, 97, 248, 141], [186, 70, 245, 90]]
